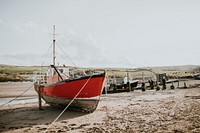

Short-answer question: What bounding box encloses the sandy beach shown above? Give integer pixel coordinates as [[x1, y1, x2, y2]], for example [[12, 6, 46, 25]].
[[0, 80, 200, 133]]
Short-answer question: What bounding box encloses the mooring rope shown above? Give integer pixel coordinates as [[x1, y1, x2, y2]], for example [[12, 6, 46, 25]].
[[44, 74, 93, 133], [0, 83, 34, 107], [104, 72, 110, 118], [104, 71, 114, 123]]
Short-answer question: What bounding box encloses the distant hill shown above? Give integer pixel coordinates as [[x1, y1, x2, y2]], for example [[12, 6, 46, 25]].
[[0, 64, 44, 74], [0, 64, 199, 82], [0, 64, 47, 82], [143, 65, 200, 72], [1, 64, 200, 74]]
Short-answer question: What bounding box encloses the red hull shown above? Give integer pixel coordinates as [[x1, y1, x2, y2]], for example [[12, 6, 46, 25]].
[[34, 73, 106, 111]]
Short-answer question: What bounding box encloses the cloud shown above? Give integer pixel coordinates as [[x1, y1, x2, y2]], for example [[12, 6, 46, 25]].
[[0, 53, 45, 66], [55, 29, 109, 67], [1, 1, 200, 67], [0, 20, 50, 55]]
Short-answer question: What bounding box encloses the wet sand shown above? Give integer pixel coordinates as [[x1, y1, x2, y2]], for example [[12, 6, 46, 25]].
[[0, 82, 37, 98], [0, 80, 200, 132]]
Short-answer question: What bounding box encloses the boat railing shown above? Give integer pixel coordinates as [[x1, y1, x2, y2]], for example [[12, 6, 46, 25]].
[[32, 71, 47, 84]]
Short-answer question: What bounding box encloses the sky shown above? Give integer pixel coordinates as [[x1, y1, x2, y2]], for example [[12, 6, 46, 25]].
[[0, 0, 200, 68]]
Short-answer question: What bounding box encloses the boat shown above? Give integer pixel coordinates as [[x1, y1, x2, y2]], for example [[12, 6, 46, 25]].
[[194, 73, 200, 80], [130, 80, 139, 88], [103, 76, 139, 93], [123, 76, 139, 88], [34, 26, 106, 112]]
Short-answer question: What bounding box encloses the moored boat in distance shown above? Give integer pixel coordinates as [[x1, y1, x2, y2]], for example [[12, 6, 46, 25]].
[[34, 26, 106, 112], [103, 76, 139, 93], [194, 73, 200, 80]]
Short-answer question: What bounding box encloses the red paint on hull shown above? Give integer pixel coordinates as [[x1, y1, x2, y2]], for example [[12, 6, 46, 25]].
[[34, 73, 106, 99]]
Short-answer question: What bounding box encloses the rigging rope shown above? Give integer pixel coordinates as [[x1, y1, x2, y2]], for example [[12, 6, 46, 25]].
[[56, 42, 88, 76], [56, 42, 78, 67], [0, 83, 34, 107], [40, 45, 53, 66], [44, 74, 93, 133]]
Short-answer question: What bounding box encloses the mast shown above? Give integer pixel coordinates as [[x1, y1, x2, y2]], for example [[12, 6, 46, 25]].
[[53, 25, 56, 66]]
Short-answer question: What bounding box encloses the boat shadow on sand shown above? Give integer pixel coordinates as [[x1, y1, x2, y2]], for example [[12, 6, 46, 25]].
[[0, 104, 88, 132]]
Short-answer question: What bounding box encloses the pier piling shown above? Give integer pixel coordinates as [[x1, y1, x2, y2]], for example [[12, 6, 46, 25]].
[[38, 85, 42, 110]]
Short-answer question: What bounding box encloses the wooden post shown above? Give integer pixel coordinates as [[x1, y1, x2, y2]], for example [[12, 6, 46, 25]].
[[142, 72, 144, 82], [177, 78, 179, 88], [38, 85, 42, 110], [127, 72, 131, 92]]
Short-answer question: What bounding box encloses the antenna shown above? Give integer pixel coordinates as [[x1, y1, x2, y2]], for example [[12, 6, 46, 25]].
[[52, 25, 56, 66]]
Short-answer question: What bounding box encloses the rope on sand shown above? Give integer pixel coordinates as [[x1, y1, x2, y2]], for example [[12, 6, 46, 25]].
[[44, 74, 93, 133], [0, 83, 34, 107]]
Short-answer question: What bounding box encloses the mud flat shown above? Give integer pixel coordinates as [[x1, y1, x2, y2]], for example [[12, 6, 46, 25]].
[[0, 80, 200, 132], [0, 82, 36, 98]]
